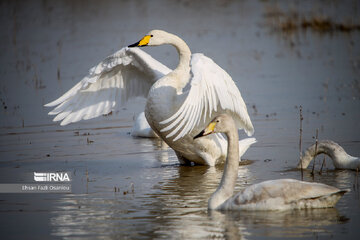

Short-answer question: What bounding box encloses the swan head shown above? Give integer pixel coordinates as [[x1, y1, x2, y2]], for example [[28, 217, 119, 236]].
[[194, 114, 235, 139], [128, 30, 171, 47]]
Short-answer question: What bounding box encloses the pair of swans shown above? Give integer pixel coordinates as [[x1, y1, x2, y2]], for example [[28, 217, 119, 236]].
[[45, 29, 352, 210], [194, 114, 348, 210], [45, 30, 254, 166]]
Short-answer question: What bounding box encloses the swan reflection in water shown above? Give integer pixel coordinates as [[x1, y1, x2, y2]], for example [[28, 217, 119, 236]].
[[49, 162, 253, 238], [49, 160, 352, 239], [209, 207, 348, 240], [49, 127, 353, 239]]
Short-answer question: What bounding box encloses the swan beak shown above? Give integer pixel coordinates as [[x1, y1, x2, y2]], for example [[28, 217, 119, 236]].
[[128, 35, 151, 47], [193, 122, 216, 139]]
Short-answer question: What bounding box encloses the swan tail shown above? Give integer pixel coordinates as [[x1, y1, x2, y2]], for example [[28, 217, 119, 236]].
[[296, 189, 349, 209], [238, 138, 256, 158]]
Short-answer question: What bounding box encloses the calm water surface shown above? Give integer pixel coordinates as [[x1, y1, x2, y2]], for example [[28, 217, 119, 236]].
[[0, 0, 359, 239]]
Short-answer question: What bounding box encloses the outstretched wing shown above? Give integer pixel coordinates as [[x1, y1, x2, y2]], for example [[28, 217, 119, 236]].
[[160, 53, 253, 141], [45, 47, 171, 126]]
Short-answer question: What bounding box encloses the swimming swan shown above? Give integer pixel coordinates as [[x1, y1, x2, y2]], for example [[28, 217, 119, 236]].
[[194, 114, 347, 210], [131, 112, 158, 138], [297, 140, 359, 170], [45, 30, 254, 166]]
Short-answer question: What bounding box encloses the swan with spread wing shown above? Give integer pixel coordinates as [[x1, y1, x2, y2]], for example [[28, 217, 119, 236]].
[[45, 30, 254, 166]]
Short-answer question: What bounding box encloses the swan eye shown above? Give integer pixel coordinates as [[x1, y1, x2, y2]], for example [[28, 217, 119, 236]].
[[216, 120, 220, 123], [150, 35, 153, 37]]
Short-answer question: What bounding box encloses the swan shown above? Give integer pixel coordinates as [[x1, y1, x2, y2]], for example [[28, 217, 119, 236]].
[[194, 114, 348, 210], [297, 140, 360, 170], [45, 30, 254, 166], [131, 112, 158, 138]]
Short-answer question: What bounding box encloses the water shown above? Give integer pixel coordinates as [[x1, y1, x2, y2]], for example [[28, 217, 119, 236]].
[[0, 0, 359, 239]]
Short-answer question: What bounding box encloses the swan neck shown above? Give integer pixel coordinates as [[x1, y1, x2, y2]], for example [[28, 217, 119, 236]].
[[299, 141, 359, 169], [209, 129, 239, 209], [173, 38, 191, 72], [168, 34, 191, 89]]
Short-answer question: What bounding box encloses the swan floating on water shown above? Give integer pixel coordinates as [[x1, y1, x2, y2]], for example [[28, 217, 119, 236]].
[[131, 112, 158, 138], [297, 140, 359, 170], [45, 30, 254, 166], [194, 114, 348, 210]]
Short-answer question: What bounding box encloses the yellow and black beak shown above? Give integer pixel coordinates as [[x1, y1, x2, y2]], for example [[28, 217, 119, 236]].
[[193, 122, 216, 139], [128, 35, 152, 47]]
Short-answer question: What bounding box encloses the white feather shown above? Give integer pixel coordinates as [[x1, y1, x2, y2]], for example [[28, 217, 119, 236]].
[[45, 47, 171, 126], [160, 53, 254, 141]]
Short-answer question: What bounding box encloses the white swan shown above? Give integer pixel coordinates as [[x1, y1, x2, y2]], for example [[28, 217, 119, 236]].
[[297, 140, 360, 170], [45, 30, 254, 166], [131, 112, 158, 138], [194, 114, 347, 210]]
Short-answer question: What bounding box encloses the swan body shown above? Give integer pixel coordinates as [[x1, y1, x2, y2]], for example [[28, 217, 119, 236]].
[[298, 140, 360, 170], [45, 30, 254, 166], [219, 179, 346, 211], [194, 114, 347, 210]]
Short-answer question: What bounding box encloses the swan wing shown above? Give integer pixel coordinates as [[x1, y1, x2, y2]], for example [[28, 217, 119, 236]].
[[160, 53, 254, 141], [246, 179, 342, 201], [45, 47, 171, 126], [224, 179, 346, 210]]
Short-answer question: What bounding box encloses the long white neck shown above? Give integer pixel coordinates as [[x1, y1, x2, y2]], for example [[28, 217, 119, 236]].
[[298, 140, 360, 170], [164, 33, 191, 90], [208, 129, 239, 210]]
